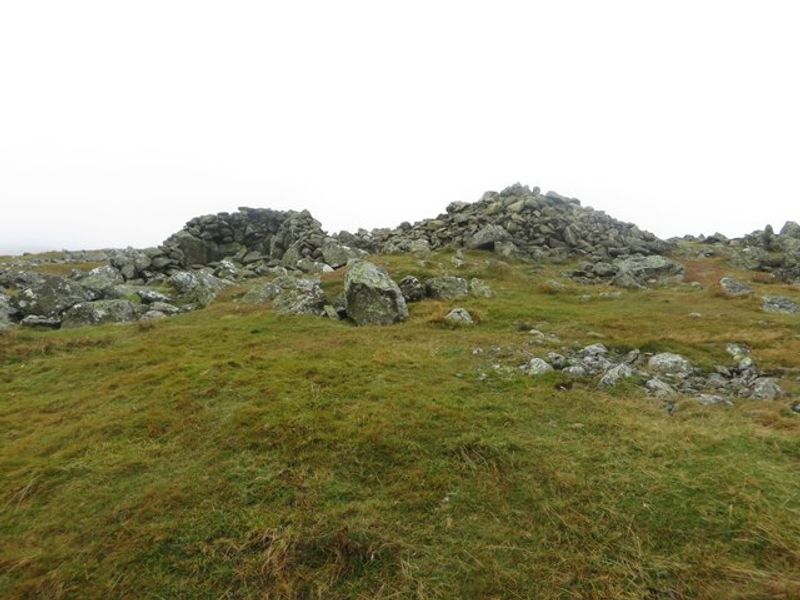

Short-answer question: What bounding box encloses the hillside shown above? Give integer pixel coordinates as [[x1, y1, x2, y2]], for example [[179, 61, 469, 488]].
[[1, 244, 800, 598]]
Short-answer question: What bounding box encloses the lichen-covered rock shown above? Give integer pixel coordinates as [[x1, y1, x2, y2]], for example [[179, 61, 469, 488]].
[[425, 276, 469, 300], [469, 278, 494, 298], [444, 308, 474, 326], [762, 295, 799, 314], [467, 224, 511, 250], [719, 277, 753, 297], [272, 277, 327, 316], [522, 358, 554, 376], [344, 262, 408, 326], [600, 364, 635, 386], [61, 300, 137, 328], [613, 256, 685, 288], [398, 276, 425, 303], [78, 265, 125, 298], [10, 275, 91, 318], [169, 271, 230, 307], [20, 315, 62, 329], [648, 353, 693, 377], [749, 377, 783, 400], [321, 242, 366, 269]]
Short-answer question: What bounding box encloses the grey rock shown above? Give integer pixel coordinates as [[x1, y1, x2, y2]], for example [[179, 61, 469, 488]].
[[321, 242, 366, 269], [469, 278, 494, 298], [579, 343, 609, 357], [170, 271, 230, 307], [398, 276, 426, 303], [242, 281, 283, 304], [444, 308, 474, 326], [10, 275, 91, 318], [600, 364, 635, 387], [646, 378, 676, 398], [719, 277, 753, 297], [214, 259, 239, 280], [522, 358, 554, 376], [344, 261, 409, 326], [613, 256, 685, 287], [648, 353, 693, 377], [467, 224, 511, 250], [762, 295, 800, 314], [61, 300, 137, 328], [749, 377, 783, 400], [425, 276, 469, 300], [137, 289, 173, 304], [563, 365, 588, 377], [271, 276, 327, 316], [78, 265, 125, 297], [697, 394, 734, 407], [20, 315, 62, 329]]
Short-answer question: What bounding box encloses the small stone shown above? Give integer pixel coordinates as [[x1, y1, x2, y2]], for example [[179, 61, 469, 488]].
[[719, 277, 753, 297], [444, 308, 474, 326]]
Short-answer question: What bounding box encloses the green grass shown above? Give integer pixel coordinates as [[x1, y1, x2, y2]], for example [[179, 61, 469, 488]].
[[1, 251, 800, 598]]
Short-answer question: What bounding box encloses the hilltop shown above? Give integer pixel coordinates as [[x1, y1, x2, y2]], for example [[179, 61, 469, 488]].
[[1, 185, 800, 598]]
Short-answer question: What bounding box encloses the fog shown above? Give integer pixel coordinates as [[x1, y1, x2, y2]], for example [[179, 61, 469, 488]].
[[1, 1, 798, 254]]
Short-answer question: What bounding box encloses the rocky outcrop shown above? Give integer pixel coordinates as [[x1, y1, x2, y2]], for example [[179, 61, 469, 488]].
[[61, 300, 138, 328], [10, 275, 91, 318], [344, 262, 408, 326]]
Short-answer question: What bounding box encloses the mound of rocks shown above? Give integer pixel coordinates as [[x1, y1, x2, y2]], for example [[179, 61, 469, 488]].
[[569, 255, 686, 288], [338, 183, 671, 261], [520, 343, 785, 408]]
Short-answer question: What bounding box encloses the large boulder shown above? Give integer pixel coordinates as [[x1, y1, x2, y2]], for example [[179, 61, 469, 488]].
[[344, 261, 408, 326], [613, 256, 685, 288], [467, 224, 511, 251], [61, 300, 137, 328], [0, 293, 14, 330], [169, 271, 230, 307], [10, 275, 91, 318], [78, 265, 125, 298], [425, 276, 469, 300], [320, 242, 366, 269], [272, 277, 327, 316]]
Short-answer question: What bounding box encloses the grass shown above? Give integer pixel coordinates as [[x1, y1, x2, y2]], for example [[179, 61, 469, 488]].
[[1, 250, 800, 598]]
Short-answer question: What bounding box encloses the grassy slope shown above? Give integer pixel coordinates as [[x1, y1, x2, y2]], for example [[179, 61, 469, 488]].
[[1, 251, 799, 599]]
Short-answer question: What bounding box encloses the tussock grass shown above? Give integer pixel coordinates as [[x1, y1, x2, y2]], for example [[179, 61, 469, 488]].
[[1, 251, 800, 598]]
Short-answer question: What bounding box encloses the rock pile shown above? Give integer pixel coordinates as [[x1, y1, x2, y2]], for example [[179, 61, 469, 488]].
[[684, 221, 800, 283], [519, 342, 785, 408], [569, 255, 686, 288], [337, 183, 671, 261], [141, 208, 365, 279]]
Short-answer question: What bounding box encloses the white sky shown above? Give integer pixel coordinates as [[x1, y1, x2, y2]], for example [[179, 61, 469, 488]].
[[1, 1, 798, 254]]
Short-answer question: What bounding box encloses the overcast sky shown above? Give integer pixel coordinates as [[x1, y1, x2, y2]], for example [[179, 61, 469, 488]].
[[1, 1, 798, 254]]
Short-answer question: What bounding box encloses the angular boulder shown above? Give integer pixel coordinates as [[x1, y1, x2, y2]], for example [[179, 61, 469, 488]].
[[444, 307, 474, 326], [467, 224, 511, 251], [10, 275, 91, 318], [78, 265, 125, 298], [344, 261, 408, 326], [272, 277, 327, 316], [613, 256, 685, 288], [170, 271, 230, 307], [398, 276, 425, 303], [61, 300, 137, 328], [425, 276, 469, 300]]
